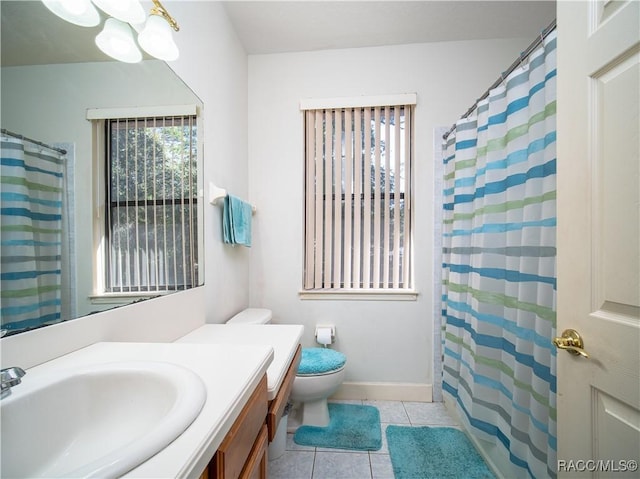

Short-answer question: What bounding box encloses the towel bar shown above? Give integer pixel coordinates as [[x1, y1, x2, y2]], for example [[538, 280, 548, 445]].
[[209, 182, 256, 213]]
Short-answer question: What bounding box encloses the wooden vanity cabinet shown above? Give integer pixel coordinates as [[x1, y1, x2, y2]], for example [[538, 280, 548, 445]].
[[238, 424, 268, 479], [200, 344, 302, 479], [266, 345, 301, 441], [208, 374, 268, 479]]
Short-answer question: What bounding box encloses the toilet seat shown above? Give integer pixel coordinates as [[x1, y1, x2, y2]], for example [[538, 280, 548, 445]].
[[297, 348, 346, 376]]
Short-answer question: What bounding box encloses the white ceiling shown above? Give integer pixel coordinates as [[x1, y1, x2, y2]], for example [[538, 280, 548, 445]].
[[223, 1, 557, 54], [1, 1, 556, 66]]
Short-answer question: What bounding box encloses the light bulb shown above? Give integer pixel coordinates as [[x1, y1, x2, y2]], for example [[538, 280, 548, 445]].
[[138, 14, 179, 61], [60, 0, 88, 16], [91, 0, 145, 24], [41, 0, 100, 27], [95, 18, 142, 63]]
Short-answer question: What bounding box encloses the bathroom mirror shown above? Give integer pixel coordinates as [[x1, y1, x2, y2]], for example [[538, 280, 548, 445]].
[[1, 1, 204, 335]]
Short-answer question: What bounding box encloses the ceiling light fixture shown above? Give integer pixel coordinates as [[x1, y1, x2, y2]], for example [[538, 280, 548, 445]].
[[41, 0, 100, 27], [40, 0, 180, 63], [138, 0, 180, 62], [95, 17, 143, 63]]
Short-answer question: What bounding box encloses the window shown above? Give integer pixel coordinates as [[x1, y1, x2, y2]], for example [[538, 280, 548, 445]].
[[103, 114, 198, 293], [303, 96, 414, 293]]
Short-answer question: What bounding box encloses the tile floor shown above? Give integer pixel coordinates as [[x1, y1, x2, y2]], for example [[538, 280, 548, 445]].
[[268, 399, 460, 479]]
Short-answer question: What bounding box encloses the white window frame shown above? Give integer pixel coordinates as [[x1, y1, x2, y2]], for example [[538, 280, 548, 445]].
[[300, 94, 417, 301], [87, 105, 204, 303]]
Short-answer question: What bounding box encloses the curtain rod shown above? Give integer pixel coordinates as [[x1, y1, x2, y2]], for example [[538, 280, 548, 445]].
[[1, 128, 67, 155], [442, 18, 557, 141]]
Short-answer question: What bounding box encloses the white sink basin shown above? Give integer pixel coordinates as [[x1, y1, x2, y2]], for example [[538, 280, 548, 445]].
[[1, 361, 206, 478]]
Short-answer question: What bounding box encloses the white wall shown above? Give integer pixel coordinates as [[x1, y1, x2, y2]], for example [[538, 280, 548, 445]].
[[247, 38, 531, 398]]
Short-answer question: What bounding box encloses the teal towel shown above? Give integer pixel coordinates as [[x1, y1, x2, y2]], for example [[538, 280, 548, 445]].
[[223, 194, 252, 246]]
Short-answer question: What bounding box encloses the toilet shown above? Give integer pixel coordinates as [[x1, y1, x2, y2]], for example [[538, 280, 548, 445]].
[[226, 308, 347, 429], [289, 347, 346, 428]]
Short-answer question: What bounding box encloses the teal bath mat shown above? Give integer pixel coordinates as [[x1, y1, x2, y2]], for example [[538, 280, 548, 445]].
[[386, 426, 495, 479], [294, 403, 382, 451]]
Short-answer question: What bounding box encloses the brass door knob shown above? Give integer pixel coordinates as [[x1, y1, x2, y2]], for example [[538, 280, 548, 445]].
[[553, 329, 589, 358]]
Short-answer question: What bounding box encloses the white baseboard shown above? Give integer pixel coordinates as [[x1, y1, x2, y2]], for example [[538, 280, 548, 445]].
[[331, 381, 433, 402]]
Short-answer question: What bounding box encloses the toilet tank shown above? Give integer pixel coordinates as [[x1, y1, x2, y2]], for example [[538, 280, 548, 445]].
[[226, 308, 272, 324]]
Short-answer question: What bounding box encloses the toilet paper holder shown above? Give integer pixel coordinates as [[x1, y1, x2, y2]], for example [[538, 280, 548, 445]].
[[315, 325, 335, 345]]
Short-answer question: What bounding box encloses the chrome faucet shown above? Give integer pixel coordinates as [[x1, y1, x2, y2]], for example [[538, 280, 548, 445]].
[[1, 367, 26, 399]]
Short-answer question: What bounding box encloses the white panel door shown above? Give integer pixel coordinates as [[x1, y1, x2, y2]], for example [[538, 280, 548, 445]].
[[557, 0, 640, 477]]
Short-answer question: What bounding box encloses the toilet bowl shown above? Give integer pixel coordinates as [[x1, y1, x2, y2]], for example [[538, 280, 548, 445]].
[[290, 347, 346, 427]]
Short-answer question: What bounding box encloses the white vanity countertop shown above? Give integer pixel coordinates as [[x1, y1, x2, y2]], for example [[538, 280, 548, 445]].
[[176, 324, 304, 400], [19, 341, 273, 479]]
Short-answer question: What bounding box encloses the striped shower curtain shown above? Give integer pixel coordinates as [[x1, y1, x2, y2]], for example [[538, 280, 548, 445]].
[[1, 135, 65, 333], [441, 30, 557, 478]]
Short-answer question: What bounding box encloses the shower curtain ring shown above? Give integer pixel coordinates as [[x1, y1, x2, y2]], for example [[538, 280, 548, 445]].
[[519, 52, 526, 69]]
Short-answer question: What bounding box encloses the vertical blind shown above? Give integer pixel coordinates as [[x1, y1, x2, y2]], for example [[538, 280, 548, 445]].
[[304, 104, 413, 290], [106, 115, 198, 292]]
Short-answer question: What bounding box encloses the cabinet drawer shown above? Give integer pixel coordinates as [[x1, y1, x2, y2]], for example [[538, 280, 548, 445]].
[[240, 424, 268, 479], [267, 344, 301, 441], [211, 375, 268, 479]]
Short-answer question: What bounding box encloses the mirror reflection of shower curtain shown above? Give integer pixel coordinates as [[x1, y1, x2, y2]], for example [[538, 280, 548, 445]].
[[1, 134, 66, 333]]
